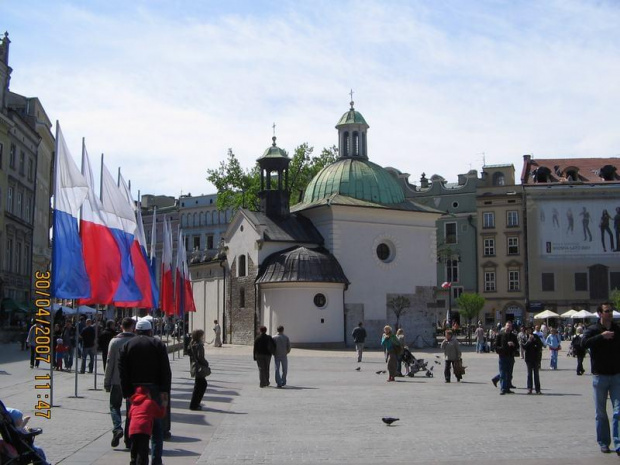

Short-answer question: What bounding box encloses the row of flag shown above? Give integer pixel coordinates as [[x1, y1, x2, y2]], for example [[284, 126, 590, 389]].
[[50, 122, 196, 316]]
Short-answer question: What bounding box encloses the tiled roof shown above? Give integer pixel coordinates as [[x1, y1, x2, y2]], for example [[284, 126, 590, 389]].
[[241, 210, 324, 244], [521, 157, 620, 184], [255, 246, 349, 286]]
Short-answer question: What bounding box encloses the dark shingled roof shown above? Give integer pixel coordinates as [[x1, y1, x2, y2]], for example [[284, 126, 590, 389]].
[[255, 246, 349, 286], [242, 210, 324, 244]]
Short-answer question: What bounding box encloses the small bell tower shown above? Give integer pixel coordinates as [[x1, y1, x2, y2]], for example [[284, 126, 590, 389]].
[[257, 127, 290, 217]]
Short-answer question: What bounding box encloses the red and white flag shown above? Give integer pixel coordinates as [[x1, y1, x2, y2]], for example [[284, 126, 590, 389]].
[[160, 216, 175, 315]]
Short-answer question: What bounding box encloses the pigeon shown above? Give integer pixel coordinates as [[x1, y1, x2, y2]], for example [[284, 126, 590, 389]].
[[382, 417, 399, 426], [434, 361, 441, 365], [435, 355, 441, 358], [376, 370, 386, 374], [355, 367, 361, 371]]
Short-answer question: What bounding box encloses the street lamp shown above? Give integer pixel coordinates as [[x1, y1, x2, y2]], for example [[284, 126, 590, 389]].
[[442, 281, 452, 327]]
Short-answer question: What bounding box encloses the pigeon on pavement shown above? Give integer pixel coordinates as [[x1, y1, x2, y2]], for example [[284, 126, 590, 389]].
[[355, 367, 361, 371], [382, 417, 399, 426]]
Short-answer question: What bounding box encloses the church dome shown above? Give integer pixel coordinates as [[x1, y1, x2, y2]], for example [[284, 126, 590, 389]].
[[302, 157, 406, 205], [336, 108, 368, 127]]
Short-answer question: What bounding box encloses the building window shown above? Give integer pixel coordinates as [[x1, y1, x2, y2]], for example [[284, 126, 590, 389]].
[[542, 273, 555, 292], [507, 237, 519, 255], [452, 286, 464, 301], [16, 192, 22, 217], [16, 242, 22, 275], [212, 211, 218, 225], [19, 151, 25, 175], [376, 243, 394, 262], [24, 244, 30, 276], [193, 236, 200, 250], [207, 235, 214, 250], [575, 272, 588, 292], [446, 259, 459, 283], [6, 238, 13, 272], [239, 287, 245, 308], [238, 254, 246, 277], [507, 211, 519, 227], [9, 144, 15, 169], [24, 196, 30, 223], [7, 186, 13, 213], [28, 158, 33, 181], [492, 172, 505, 186], [610, 272, 620, 292], [445, 222, 457, 244], [483, 238, 495, 256], [484, 271, 496, 292], [508, 270, 520, 291], [483, 212, 495, 229], [314, 293, 327, 308]]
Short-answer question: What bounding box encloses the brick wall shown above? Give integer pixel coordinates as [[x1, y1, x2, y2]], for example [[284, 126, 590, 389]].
[[226, 254, 258, 345]]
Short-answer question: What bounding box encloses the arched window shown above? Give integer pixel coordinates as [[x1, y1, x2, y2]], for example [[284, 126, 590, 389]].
[[535, 166, 551, 183], [343, 131, 349, 156], [193, 213, 197, 227], [206, 211, 212, 225], [352, 131, 359, 156], [212, 211, 218, 225], [239, 287, 246, 308], [492, 172, 505, 186], [181, 214, 186, 227], [565, 170, 578, 181], [600, 165, 617, 181], [361, 132, 366, 157], [238, 254, 246, 277]]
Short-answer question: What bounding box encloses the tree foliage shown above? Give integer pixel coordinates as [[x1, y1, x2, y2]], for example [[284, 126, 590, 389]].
[[455, 293, 486, 344], [206, 144, 338, 212], [388, 295, 411, 330], [611, 288, 620, 311]]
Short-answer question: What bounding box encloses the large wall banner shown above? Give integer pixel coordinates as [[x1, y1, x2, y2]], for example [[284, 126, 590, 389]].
[[537, 199, 620, 256]]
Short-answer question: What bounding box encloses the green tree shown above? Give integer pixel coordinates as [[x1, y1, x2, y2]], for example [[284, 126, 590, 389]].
[[611, 288, 620, 310], [455, 293, 486, 345], [388, 295, 411, 331], [206, 144, 338, 212]]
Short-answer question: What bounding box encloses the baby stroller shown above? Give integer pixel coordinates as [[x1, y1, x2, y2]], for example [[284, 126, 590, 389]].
[[401, 347, 434, 378], [0, 400, 49, 465]]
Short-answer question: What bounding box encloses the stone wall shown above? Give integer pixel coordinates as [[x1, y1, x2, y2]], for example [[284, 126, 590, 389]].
[[226, 255, 258, 345]]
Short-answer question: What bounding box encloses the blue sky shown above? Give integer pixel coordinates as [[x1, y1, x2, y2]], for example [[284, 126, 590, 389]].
[[2, 0, 619, 197]]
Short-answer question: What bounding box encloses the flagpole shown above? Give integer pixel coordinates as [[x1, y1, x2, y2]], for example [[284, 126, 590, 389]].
[[49, 121, 60, 408]]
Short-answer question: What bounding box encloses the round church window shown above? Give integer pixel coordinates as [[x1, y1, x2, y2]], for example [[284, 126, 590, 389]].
[[314, 293, 327, 308], [376, 243, 391, 261]]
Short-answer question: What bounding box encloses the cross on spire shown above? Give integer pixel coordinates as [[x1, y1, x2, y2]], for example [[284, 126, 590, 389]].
[[272, 122, 277, 146], [349, 89, 355, 109]]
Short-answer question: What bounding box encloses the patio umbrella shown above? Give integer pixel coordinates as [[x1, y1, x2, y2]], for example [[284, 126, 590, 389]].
[[534, 310, 560, 319], [613, 311, 620, 319], [571, 309, 597, 319], [76, 305, 96, 315], [560, 309, 578, 318]]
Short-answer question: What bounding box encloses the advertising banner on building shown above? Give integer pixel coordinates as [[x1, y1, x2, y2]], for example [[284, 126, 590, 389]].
[[536, 199, 620, 256]]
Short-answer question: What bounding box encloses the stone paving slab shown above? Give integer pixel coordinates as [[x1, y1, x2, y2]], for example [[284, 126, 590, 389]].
[[0, 342, 615, 464]]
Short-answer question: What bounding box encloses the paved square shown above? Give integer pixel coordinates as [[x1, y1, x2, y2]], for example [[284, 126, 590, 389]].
[[0, 342, 612, 464]]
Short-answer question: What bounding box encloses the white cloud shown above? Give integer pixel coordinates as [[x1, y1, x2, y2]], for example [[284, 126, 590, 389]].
[[3, 0, 620, 197]]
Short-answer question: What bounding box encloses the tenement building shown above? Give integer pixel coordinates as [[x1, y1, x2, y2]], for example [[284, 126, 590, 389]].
[[521, 155, 620, 314]]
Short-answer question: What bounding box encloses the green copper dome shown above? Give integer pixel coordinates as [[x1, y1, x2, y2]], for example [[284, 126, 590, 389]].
[[258, 136, 288, 161], [336, 109, 368, 127], [302, 158, 405, 205]]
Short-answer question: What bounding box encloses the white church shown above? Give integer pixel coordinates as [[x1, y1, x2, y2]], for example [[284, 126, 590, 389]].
[[189, 100, 441, 348]]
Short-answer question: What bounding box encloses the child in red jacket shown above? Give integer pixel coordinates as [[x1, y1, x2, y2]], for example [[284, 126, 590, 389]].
[[54, 338, 68, 370], [128, 386, 167, 465]]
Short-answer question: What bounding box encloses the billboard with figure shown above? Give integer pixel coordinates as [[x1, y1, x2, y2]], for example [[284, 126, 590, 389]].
[[537, 200, 620, 256]]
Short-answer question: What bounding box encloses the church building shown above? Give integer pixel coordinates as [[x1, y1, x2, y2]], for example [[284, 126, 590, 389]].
[[190, 100, 442, 348]]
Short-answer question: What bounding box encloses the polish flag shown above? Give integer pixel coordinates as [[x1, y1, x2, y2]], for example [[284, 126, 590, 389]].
[[78, 143, 120, 305], [114, 175, 155, 308], [100, 162, 143, 303], [160, 216, 175, 315]]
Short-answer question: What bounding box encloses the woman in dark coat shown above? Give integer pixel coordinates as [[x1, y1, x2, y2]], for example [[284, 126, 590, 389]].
[[188, 329, 210, 411], [523, 326, 543, 394]]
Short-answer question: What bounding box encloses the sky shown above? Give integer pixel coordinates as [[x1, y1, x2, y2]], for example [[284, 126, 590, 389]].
[[2, 0, 620, 198]]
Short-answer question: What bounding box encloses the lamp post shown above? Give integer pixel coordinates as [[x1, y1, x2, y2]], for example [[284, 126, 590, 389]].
[[442, 281, 452, 327]]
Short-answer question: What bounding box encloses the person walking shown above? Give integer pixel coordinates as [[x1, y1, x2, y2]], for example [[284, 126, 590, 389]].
[[523, 326, 543, 394], [61, 320, 76, 371], [98, 320, 118, 371], [582, 302, 620, 454], [440, 329, 462, 383], [188, 329, 210, 410], [253, 326, 275, 388], [517, 326, 528, 359], [79, 319, 96, 374], [128, 386, 167, 465], [545, 328, 562, 370], [26, 322, 40, 368], [213, 320, 222, 347], [273, 325, 291, 388], [572, 326, 587, 375], [474, 324, 485, 353], [380, 326, 401, 382], [495, 321, 519, 395], [351, 321, 367, 362], [104, 317, 136, 449], [119, 318, 172, 465]]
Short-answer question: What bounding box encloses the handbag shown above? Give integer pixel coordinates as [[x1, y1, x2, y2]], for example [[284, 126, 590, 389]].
[[195, 363, 211, 378], [453, 359, 466, 376]]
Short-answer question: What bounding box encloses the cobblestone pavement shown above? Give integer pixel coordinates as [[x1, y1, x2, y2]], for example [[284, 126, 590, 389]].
[[0, 341, 614, 464]]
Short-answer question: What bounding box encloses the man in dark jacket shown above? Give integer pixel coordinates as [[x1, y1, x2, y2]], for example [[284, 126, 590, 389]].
[[79, 319, 96, 374], [253, 326, 275, 388], [495, 320, 519, 395], [119, 318, 171, 465], [98, 320, 118, 371], [351, 322, 367, 363], [583, 302, 620, 454]]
